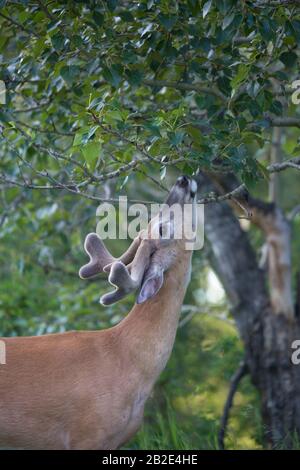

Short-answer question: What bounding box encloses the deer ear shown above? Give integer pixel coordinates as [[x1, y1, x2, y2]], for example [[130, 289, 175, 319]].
[[137, 268, 164, 304]]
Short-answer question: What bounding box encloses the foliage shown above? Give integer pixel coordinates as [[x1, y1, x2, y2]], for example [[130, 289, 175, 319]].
[[1, 0, 300, 450], [1, 0, 300, 196]]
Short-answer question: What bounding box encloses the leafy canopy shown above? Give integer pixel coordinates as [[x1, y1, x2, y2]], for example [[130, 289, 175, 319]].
[[1, 0, 300, 194]]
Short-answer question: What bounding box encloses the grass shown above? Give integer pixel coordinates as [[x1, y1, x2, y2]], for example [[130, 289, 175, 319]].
[[125, 313, 262, 450], [126, 400, 197, 450]]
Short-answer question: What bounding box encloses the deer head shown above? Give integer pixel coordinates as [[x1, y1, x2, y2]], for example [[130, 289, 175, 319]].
[[79, 176, 197, 305]]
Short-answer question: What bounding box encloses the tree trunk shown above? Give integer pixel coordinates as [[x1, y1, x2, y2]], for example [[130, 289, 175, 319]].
[[197, 173, 300, 448], [254, 311, 300, 447]]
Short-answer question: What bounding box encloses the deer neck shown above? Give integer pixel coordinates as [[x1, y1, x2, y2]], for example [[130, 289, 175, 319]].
[[115, 250, 192, 385]]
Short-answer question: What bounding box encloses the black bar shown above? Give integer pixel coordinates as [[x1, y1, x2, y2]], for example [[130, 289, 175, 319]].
[[0, 449, 297, 467]]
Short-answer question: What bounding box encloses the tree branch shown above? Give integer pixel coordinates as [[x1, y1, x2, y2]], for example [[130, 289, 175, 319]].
[[0, 193, 25, 229], [288, 204, 300, 221], [267, 156, 300, 173], [0, 174, 157, 205], [218, 360, 248, 450], [268, 127, 282, 203], [208, 172, 294, 319], [0, 170, 249, 207], [36, 0, 56, 21], [0, 11, 40, 38], [142, 79, 227, 102], [197, 183, 247, 205], [266, 116, 300, 129]]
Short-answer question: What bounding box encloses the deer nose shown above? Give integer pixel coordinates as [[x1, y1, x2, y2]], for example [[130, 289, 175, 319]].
[[176, 175, 189, 188]]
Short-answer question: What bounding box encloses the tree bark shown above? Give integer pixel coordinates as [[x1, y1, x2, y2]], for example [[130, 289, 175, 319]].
[[197, 173, 300, 448], [269, 127, 282, 204]]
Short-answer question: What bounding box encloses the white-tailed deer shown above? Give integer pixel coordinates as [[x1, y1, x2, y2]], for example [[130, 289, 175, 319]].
[[0, 176, 197, 449]]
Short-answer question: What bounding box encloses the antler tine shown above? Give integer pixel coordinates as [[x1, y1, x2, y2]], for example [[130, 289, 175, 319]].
[[102, 235, 142, 273], [100, 240, 154, 305], [79, 233, 143, 279], [79, 233, 114, 279]]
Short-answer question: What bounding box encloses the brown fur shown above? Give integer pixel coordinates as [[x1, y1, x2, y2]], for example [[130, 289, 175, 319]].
[[0, 176, 196, 449], [0, 246, 191, 449]]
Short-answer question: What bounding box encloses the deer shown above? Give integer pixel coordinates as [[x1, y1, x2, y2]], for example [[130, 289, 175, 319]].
[[0, 175, 197, 449]]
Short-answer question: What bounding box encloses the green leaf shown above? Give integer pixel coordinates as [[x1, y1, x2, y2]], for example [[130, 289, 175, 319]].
[[256, 161, 270, 181], [60, 65, 80, 84], [73, 126, 98, 147], [107, 0, 117, 12], [119, 175, 129, 189], [283, 138, 297, 154], [203, 0, 212, 19], [125, 68, 142, 86], [119, 11, 134, 22], [92, 10, 104, 27], [51, 33, 65, 51], [269, 100, 283, 116], [160, 166, 167, 180], [73, 132, 83, 147], [231, 64, 250, 91], [104, 110, 123, 124], [222, 13, 235, 30], [0, 110, 9, 123], [279, 51, 297, 68], [81, 141, 101, 169], [143, 122, 161, 138], [186, 125, 203, 149], [242, 131, 264, 148], [168, 131, 185, 146], [259, 18, 276, 42], [158, 14, 177, 31], [102, 65, 122, 88], [241, 171, 258, 189]]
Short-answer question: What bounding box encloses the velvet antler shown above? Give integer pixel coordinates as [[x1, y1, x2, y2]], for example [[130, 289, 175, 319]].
[[79, 232, 141, 279], [100, 240, 155, 305]]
